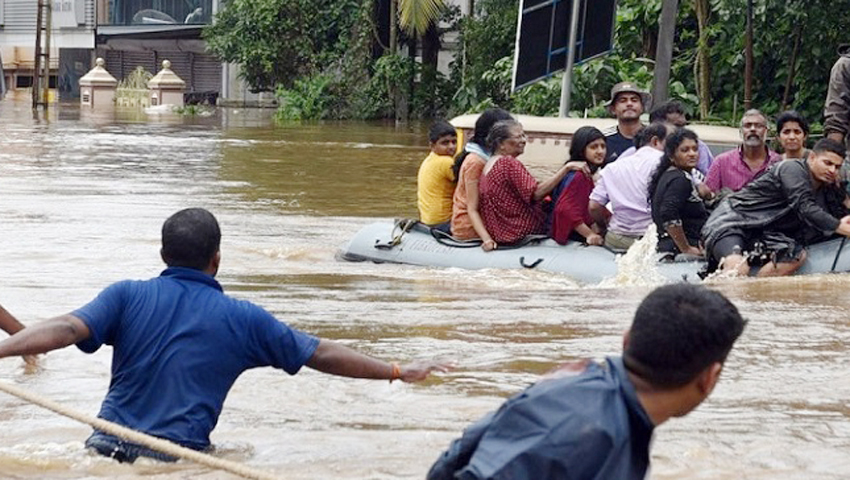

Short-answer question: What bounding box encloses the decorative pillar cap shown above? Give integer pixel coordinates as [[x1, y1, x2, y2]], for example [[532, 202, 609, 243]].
[[79, 58, 118, 87], [148, 60, 186, 90]]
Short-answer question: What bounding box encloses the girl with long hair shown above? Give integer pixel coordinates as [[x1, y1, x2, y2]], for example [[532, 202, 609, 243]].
[[549, 126, 607, 245]]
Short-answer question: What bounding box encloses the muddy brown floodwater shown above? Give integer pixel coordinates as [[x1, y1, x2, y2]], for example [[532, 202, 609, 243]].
[[0, 95, 848, 479]]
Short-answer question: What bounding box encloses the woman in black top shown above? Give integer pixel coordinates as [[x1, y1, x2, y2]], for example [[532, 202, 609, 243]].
[[648, 128, 708, 256]]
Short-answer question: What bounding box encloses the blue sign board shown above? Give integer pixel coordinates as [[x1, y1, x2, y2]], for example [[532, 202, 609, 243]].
[[512, 0, 617, 90]]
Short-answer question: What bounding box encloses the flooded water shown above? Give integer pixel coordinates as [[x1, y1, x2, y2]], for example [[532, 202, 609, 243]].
[[0, 94, 849, 479]]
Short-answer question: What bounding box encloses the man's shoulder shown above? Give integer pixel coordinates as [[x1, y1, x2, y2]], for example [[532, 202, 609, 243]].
[[634, 146, 663, 160], [425, 151, 454, 163], [602, 124, 620, 137], [713, 148, 740, 163], [774, 158, 808, 175], [527, 360, 620, 405], [100, 277, 157, 296]]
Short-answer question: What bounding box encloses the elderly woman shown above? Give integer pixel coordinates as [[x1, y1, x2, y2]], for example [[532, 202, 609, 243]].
[[648, 128, 708, 257], [549, 126, 607, 245], [478, 120, 587, 247], [450, 108, 514, 251], [776, 110, 810, 161]]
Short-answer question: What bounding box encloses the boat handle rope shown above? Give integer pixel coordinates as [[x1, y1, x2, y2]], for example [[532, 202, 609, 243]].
[[519, 257, 544, 269], [375, 218, 418, 250], [0, 379, 281, 480]]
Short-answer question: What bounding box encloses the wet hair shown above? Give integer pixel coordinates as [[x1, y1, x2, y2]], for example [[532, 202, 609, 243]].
[[775, 110, 810, 137], [649, 100, 686, 124], [452, 108, 514, 179], [624, 283, 746, 388], [634, 122, 670, 149], [429, 120, 457, 144], [485, 120, 522, 155], [647, 128, 699, 200], [161, 208, 221, 271], [812, 137, 847, 159]]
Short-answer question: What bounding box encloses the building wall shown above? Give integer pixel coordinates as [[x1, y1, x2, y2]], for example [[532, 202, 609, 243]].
[[0, 0, 95, 42], [0, 0, 96, 92]]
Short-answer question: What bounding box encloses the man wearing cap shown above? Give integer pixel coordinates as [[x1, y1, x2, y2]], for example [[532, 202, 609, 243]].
[[603, 82, 651, 166]]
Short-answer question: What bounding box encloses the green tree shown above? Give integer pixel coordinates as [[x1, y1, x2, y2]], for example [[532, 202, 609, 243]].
[[398, 0, 446, 36], [385, 0, 450, 121], [450, 0, 518, 111], [204, 0, 360, 92]]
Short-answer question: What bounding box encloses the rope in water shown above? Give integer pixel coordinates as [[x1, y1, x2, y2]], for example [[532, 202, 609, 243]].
[[0, 379, 280, 480]]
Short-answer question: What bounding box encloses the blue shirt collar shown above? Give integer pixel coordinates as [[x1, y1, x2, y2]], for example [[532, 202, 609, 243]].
[[608, 356, 655, 430], [160, 266, 223, 292]]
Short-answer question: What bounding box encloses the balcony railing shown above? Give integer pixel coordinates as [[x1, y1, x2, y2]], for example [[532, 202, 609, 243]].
[[102, 0, 213, 26]]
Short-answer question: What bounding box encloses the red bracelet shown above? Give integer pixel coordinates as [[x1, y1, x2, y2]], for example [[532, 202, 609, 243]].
[[390, 362, 401, 383]]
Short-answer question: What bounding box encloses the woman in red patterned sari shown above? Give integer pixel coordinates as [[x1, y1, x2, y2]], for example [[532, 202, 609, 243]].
[[479, 120, 588, 247]]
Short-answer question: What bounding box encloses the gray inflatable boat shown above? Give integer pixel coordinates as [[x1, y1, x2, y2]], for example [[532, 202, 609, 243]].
[[338, 221, 850, 284]]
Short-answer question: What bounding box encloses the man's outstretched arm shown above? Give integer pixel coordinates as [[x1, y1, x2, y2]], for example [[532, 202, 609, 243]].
[[305, 339, 450, 383], [0, 314, 90, 360], [0, 304, 26, 336]]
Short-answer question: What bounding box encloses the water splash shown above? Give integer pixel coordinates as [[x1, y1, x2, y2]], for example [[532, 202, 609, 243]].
[[598, 224, 667, 287]]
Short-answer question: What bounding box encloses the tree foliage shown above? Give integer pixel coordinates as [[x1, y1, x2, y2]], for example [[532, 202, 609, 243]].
[[205, 0, 850, 123], [452, 0, 850, 125], [204, 0, 361, 92], [398, 0, 447, 36]]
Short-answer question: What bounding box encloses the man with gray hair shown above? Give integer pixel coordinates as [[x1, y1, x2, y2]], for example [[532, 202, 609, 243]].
[[701, 109, 780, 197]]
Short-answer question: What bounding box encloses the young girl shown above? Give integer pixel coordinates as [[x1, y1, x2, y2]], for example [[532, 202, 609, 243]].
[[549, 126, 607, 245]]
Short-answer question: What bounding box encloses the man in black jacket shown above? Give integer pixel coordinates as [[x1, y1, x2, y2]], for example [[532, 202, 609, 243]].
[[702, 138, 850, 276], [427, 283, 746, 480]]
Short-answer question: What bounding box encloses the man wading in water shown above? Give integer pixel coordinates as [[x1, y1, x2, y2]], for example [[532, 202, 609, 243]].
[[0, 208, 450, 463]]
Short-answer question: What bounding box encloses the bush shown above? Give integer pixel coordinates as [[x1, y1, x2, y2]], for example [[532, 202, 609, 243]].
[[275, 74, 340, 121]]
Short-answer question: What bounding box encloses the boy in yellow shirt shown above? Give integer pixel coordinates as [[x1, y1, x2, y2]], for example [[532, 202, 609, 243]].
[[418, 121, 458, 227]]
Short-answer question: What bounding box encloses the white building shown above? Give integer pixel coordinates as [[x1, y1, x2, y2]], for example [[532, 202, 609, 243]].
[[0, 0, 471, 104]]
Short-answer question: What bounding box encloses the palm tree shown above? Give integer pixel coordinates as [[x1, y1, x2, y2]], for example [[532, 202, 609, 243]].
[[398, 0, 446, 37], [387, 0, 447, 120]]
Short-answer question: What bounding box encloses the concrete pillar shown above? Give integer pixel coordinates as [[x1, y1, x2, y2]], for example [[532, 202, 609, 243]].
[[79, 58, 118, 108], [147, 60, 186, 107]]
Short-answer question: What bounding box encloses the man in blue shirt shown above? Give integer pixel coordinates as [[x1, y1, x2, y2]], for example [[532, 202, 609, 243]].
[[0, 208, 448, 463], [427, 283, 746, 480]]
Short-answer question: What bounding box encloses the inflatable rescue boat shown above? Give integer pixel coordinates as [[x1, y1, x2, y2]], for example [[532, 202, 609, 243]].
[[338, 221, 850, 284]]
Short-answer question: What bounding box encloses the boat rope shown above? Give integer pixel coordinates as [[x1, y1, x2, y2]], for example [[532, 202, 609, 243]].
[[430, 228, 482, 248], [375, 218, 418, 250], [831, 236, 847, 272], [0, 380, 280, 480]]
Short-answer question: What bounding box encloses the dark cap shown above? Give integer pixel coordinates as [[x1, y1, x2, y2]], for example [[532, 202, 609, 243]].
[[606, 81, 651, 107]]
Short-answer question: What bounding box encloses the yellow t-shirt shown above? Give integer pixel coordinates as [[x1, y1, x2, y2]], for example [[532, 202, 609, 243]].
[[417, 152, 456, 225]]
